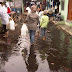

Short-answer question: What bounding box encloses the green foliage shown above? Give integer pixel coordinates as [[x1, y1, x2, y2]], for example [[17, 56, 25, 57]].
[[7, 0, 13, 2]]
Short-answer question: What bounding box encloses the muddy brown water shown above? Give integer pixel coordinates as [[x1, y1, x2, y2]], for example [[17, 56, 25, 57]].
[[0, 21, 72, 72]]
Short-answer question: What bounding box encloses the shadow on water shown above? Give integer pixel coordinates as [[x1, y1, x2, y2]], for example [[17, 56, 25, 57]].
[[0, 20, 23, 72], [0, 43, 12, 72], [22, 46, 38, 72]]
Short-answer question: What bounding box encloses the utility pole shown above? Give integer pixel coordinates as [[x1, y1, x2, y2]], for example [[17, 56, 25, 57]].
[[22, 0, 24, 14], [14, 0, 15, 11]]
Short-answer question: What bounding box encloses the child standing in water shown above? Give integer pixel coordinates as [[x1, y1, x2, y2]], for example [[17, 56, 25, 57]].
[[40, 10, 49, 40]]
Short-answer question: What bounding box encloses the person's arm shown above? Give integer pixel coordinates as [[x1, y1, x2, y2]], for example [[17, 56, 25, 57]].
[[25, 14, 30, 23], [47, 16, 49, 24], [40, 16, 43, 26], [37, 15, 40, 24]]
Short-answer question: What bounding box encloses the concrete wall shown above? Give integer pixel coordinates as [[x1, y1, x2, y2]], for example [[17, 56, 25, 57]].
[[59, 0, 69, 21], [0, 0, 4, 2], [10, 0, 22, 8]]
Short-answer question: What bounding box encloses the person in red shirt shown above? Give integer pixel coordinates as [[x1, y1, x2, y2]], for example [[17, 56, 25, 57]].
[[6, 2, 11, 15], [7, 7, 11, 14]]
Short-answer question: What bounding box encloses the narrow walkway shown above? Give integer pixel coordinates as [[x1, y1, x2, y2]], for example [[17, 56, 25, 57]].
[[52, 21, 72, 36]]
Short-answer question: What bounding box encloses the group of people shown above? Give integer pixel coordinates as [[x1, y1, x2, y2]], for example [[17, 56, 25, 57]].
[[0, 1, 49, 46], [25, 2, 49, 45], [0, 2, 11, 37]]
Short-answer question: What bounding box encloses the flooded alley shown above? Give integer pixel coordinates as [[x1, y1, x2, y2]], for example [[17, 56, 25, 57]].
[[0, 21, 72, 72]]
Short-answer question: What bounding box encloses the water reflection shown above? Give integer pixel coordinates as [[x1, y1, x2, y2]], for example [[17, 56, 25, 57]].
[[0, 43, 12, 72], [46, 22, 72, 71], [22, 46, 38, 72], [35, 22, 72, 72], [0, 21, 72, 72]]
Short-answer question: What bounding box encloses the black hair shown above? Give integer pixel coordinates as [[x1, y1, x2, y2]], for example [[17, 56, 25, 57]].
[[41, 5, 45, 11], [40, 2, 42, 4], [35, 2, 36, 4], [0, 2, 3, 4], [51, 0, 52, 2]]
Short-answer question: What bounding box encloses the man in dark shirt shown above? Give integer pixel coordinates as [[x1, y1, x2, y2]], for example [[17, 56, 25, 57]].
[[37, 2, 42, 12]]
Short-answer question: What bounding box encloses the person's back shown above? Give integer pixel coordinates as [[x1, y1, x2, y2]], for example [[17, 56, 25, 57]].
[[40, 10, 49, 40], [40, 13, 49, 28]]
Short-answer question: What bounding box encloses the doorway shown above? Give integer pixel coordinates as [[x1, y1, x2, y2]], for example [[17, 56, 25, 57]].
[[67, 0, 72, 21]]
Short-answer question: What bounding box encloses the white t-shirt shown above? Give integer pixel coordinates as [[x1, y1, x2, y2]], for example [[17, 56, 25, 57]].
[[0, 5, 7, 12], [0, 5, 10, 25], [55, 6, 57, 9], [39, 11, 44, 21], [26, 7, 31, 14]]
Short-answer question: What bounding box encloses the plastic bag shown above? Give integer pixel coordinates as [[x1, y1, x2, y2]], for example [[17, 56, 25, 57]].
[[10, 19, 15, 31], [35, 24, 41, 37], [21, 23, 28, 37]]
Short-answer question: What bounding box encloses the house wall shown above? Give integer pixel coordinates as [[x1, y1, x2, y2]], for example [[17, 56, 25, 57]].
[[59, 0, 69, 21], [0, 0, 4, 2], [67, 0, 72, 20], [10, 0, 22, 8]]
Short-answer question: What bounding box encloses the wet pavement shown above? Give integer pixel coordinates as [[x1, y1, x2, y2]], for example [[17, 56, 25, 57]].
[[0, 21, 72, 72]]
